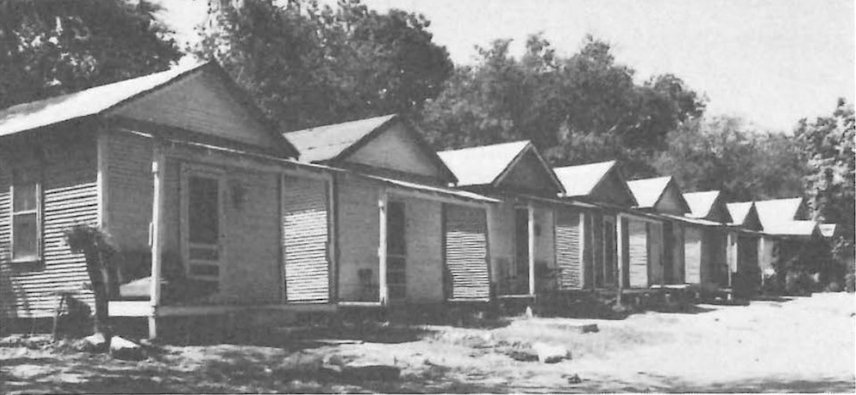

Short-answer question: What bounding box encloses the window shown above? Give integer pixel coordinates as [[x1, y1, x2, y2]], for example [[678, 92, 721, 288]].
[[11, 171, 40, 261]]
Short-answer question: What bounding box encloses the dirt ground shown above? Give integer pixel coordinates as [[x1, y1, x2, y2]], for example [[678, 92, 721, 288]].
[[1, 293, 854, 393]]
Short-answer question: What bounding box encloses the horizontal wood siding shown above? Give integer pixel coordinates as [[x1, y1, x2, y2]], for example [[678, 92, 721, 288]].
[[628, 220, 648, 288], [444, 204, 490, 300], [403, 198, 444, 303], [336, 176, 379, 302], [0, 132, 97, 318], [555, 208, 582, 290], [105, 131, 153, 252], [282, 175, 330, 303]]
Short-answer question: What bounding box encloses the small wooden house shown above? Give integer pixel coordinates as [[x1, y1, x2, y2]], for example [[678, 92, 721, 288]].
[[553, 161, 638, 291], [682, 191, 734, 292], [726, 202, 764, 295], [439, 141, 565, 298], [285, 115, 497, 306], [754, 198, 820, 278], [0, 62, 351, 338], [627, 176, 692, 287]]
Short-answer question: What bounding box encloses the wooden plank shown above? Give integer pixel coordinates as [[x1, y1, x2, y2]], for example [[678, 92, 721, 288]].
[[444, 204, 490, 300], [149, 143, 166, 338]]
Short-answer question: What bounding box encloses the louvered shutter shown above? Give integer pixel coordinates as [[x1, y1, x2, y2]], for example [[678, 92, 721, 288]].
[[282, 175, 330, 303], [556, 209, 582, 289], [444, 204, 490, 300]]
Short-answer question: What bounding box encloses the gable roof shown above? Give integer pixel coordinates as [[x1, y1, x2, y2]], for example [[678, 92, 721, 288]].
[[285, 114, 456, 182], [0, 61, 297, 156], [438, 140, 563, 192], [626, 176, 691, 213], [819, 224, 839, 238], [754, 198, 806, 228], [764, 220, 820, 237], [684, 190, 733, 222], [554, 160, 637, 206], [726, 202, 753, 224], [554, 160, 615, 197]]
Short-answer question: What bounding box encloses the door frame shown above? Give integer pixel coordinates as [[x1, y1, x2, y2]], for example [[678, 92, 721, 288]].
[[180, 163, 226, 282]]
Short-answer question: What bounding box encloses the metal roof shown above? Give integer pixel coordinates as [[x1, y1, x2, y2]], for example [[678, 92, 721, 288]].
[[763, 220, 819, 237], [627, 176, 673, 209], [438, 140, 531, 187], [819, 224, 838, 238], [726, 202, 754, 225], [754, 197, 805, 228], [284, 114, 398, 163], [553, 160, 617, 197], [684, 191, 722, 219], [0, 62, 206, 136]]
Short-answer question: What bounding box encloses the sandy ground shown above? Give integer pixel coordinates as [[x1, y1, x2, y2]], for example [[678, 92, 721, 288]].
[[1, 293, 854, 393]]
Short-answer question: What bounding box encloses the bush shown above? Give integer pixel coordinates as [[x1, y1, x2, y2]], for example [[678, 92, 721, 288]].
[[846, 272, 855, 293], [825, 281, 842, 292], [785, 270, 814, 296]]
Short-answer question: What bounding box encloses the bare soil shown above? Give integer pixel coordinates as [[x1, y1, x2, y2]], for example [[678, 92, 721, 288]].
[[2, 293, 854, 393]]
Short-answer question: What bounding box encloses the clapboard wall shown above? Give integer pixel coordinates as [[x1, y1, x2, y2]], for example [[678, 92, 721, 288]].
[[0, 127, 98, 319], [336, 175, 381, 302]]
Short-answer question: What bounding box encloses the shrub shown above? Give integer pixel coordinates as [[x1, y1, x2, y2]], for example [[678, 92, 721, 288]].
[[785, 270, 814, 296]]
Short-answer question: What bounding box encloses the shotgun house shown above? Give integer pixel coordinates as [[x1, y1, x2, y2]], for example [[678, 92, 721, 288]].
[[0, 62, 348, 338], [726, 202, 764, 295], [754, 198, 820, 279], [626, 176, 692, 287], [682, 191, 734, 293], [285, 115, 497, 306], [438, 141, 565, 300], [552, 161, 638, 292]]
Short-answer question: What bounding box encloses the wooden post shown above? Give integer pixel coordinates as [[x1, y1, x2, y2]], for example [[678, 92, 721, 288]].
[[527, 203, 536, 297], [616, 214, 624, 306], [149, 143, 166, 340], [378, 189, 388, 306], [578, 211, 586, 289]]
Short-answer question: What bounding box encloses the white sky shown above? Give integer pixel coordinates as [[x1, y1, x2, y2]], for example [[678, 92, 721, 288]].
[[157, 0, 855, 132]]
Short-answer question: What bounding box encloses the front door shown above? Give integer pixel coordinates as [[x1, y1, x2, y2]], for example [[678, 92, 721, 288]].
[[603, 216, 617, 287], [386, 200, 407, 302], [182, 165, 224, 282]]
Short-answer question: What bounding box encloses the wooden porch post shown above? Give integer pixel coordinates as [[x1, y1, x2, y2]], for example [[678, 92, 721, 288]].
[[527, 202, 536, 297], [149, 143, 166, 340], [378, 188, 388, 306], [616, 214, 624, 306]]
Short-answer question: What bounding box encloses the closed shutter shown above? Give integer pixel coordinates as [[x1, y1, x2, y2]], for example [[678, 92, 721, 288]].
[[684, 227, 702, 284], [444, 204, 490, 300], [282, 175, 330, 303], [555, 209, 582, 289], [628, 220, 648, 288]]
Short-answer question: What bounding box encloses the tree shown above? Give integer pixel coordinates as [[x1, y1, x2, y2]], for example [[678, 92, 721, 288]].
[[0, 0, 181, 109], [194, 0, 453, 131], [654, 116, 806, 200], [419, 35, 705, 178], [795, 98, 855, 286]]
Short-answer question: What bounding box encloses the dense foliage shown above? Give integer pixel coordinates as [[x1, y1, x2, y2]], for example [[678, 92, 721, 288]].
[[194, 0, 453, 131], [0, 0, 181, 109], [419, 35, 705, 178]]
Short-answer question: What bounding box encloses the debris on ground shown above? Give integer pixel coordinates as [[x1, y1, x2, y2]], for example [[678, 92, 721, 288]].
[[532, 342, 571, 363]]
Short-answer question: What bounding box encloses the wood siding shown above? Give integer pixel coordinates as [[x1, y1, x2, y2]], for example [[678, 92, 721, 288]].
[[590, 171, 636, 207], [628, 220, 648, 288], [555, 208, 582, 290], [104, 131, 153, 251], [444, 204, 490, 300], [648, 222, 664, 285], [282, 175, 330, 303], [0, 130, 98, 318], [113, 70, 280, 150], [404, 198, 444, 303], [497, 151, 560, 194], [346, 122, 444, 181]]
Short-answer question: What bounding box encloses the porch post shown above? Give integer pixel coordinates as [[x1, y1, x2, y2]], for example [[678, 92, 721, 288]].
[[727, 231, 736, 293], [378, 188, 388, 305], [616, 214, 624, 306], [527, 202, 536, 297], [148, 142, 166, 339]]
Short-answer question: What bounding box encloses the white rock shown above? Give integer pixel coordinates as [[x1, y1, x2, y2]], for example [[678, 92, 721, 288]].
[[110, 336, 145, 360], [82, 333, 106, 352], [532, 342, 570, 364]]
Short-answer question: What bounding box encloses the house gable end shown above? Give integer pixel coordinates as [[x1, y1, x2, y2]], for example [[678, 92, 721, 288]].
[[494, 148, 562, 195], [706, 197, 733, 223], [342, 120, 453, 183], [590, 169, 636, 207], [743, 206, 763, 230], [654, 182, 690, 215], [110, 69, 284, 153]]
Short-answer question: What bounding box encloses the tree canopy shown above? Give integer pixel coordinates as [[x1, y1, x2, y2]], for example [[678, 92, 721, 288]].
[[194, 0, 453, 131], [0, 0, 181, 109], [419, 35, 706, 178]]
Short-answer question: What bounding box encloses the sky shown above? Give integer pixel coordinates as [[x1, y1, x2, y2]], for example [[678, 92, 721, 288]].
[[157, 0, 855, 132]]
